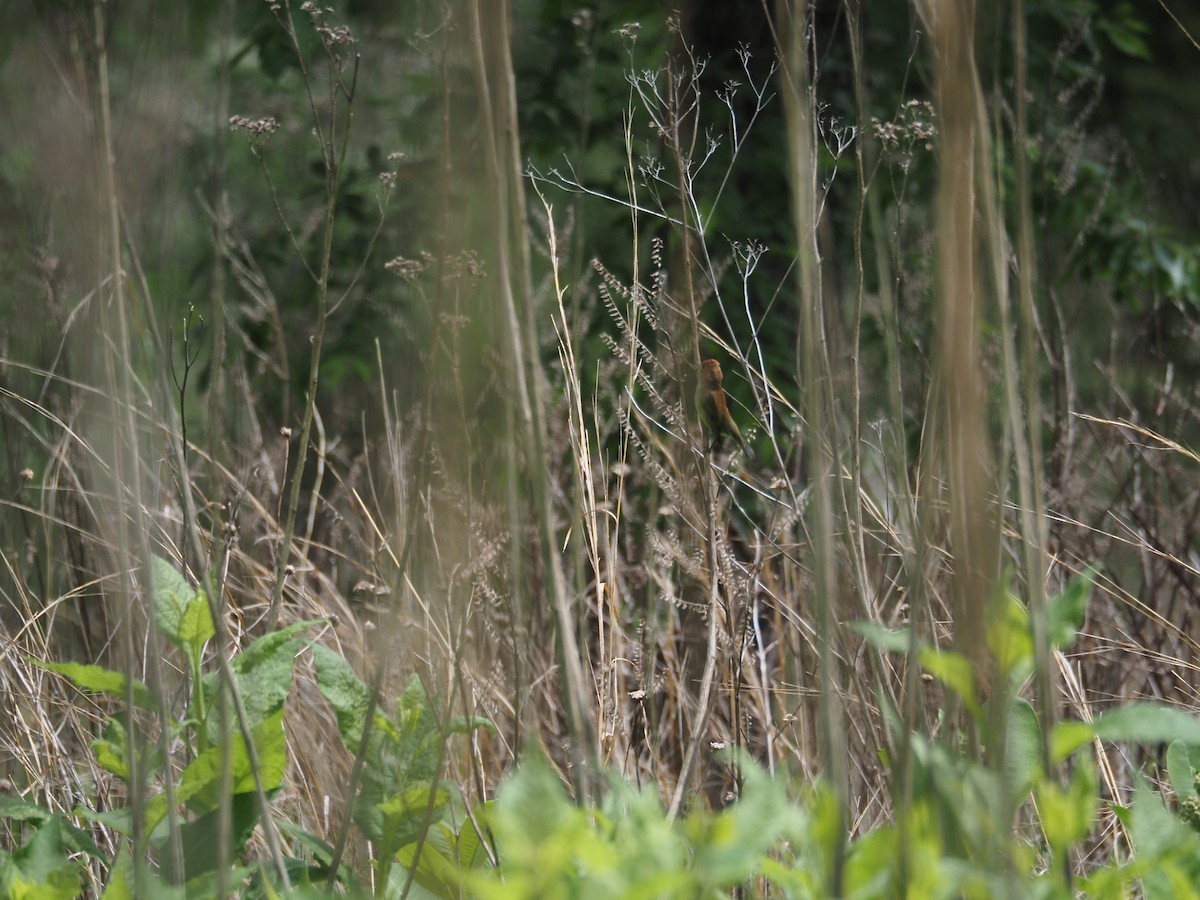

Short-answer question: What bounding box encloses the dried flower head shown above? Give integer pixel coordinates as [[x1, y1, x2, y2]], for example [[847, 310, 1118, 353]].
[[384, 251, 434, 280]]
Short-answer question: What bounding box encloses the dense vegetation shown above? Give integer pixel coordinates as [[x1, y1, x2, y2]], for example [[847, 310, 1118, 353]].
[[2, 0, 1199, 897]]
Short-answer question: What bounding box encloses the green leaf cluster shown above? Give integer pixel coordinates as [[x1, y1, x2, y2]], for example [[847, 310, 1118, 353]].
[[8, 557, 317, 897], [310, 647, 495, 892]]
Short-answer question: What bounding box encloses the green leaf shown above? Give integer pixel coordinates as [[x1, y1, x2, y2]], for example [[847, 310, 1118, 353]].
[[1167, 741, 1200, 801], [2, 818, 83, 899], [848, 620, 914, 654], [918, 647, 980, 718], [397, 824, 463, 900], [1005, 698, 1043, 800], [33, 659, 158, 712], [75, 804, 134, 837], [310, 641, 371, 748], [0, 798, 100, 858], [92, 716, 155, 784], [1047, 569, 1093, 651], [180, 865, 256, 899], [1051, 720, 1096, 763], [178, 709, 288, 820], [230, 619, 318, 673], [1127, 773, 1200, 898], [1052, 703, 1200, 763], [0, 796, 53, 825], [101, 845, 187, 900], [203, 620, 316, 745], [162, 792, 261, 883], [1104, 24, 1151, 60], [1037, 755, 1097, 856], [987, 588, 1033, 679], [178, 595, 215, 656], [100, 847, 135, 900], [274, 818, 353, 888], [691, 756, 808, 887], [351, 673, 454, 848], [152, 555, 205, 650], [454, 806, 495, 871], [378, 781, 450, 850], [1095, 703, 1200, 745]]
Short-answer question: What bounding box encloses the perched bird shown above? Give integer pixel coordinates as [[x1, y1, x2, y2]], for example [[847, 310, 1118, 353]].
[[696, 358, 752, 458]]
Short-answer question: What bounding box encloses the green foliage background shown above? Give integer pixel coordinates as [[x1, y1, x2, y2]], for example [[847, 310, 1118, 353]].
[[2, 0, 1200, 897]]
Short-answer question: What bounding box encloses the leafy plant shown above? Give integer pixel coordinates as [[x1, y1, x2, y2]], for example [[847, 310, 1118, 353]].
[[310, 644, 494, 892], [0, 797, 97, 899], [452, 752, 806, 899], [15, 556, 327, 896]]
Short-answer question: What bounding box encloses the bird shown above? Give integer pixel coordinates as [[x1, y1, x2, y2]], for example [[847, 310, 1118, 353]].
[[696, 358, 753, 459]]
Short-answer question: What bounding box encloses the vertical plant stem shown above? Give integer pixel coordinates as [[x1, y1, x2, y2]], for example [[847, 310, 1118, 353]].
[[928, 0, 999, 683], [467, 0, 593, 789], [666, 463, 722, 821], [840, 0, 899, 753], [265, 21, 342, 632], [90, 2, 156, 883], [1012, 0, 1054, 752], [777, 1, 848, 890], [207, 0, 235, 460]]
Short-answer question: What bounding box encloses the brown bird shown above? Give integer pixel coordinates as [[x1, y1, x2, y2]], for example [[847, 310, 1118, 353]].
[[696, 358, 752, 458]]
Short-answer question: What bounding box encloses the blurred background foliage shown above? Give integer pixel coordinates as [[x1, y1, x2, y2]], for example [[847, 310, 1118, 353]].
[[2, 0, 1196, 437], [0, 0, 1196, 674], [1, 0, 1200, 892]]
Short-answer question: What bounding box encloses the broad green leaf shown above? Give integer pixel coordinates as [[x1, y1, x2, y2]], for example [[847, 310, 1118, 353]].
[[33, 659, 157, 711], [1095, 703, 1200, 745], [397, 824, 462, 900], [397, 673, 430, 723], [234, 620, 319, 670], [350, 672, 449, 844], [378, 782, 450, 851], [918, 647, 980, 718], [165, 792, 260, 883], [310, 641, 371, 748], [180, 865, 256, 899], [1005, 698, 1043, 800], [0, 798, 100, 859], [179, 709, 288, 819], [93, 732, 129, 782], [1079, 856, 1149, 899], [203, 620, 316, 744], [100, 846, 135, 900], [987, 588, 1033, 678], [101, 845, 186, 900], [1128, 773, 1200, 899], [177, 593, 215, 656], [378, 782, 449, 823], [75, 805, 134, 837], [90, 714, 166, 788], [3, 818, 83, 899], [1047, 569, 1093, 651], [274, 818, 350, 885], [1051, 720, 1096, 763], [1037, 755, 1097, 856], [1053, 704, 1200, 763], [692, 757, 808, 887], [848, 620, 914, 653], [1167, 741, 1200, 801], [152, 555, 202, 649], [141, 794, 171, 838], [0, 796, 51, 824], [842, 822, 901, 897], [455, 806, 495, 871], [1104, 23, 1151, 60]]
